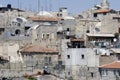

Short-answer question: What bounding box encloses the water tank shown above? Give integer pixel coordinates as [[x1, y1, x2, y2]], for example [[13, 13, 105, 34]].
[[7, 4, 11, 9]]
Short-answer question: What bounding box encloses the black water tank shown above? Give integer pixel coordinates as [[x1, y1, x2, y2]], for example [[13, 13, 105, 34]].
[[7, 4, 11, 9]]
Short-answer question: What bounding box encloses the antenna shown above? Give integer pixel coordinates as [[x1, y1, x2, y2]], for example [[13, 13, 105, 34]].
[[20, 2, 22, 10], [41, 6, 43, 14], [94, 0, 97, 6], [18, 0, 20, 16], [38, 0, 40, 12], [49, 0, 52, 11], [29, 4, 32, 11], [45, 0, 47, 11], [18, 0, 19, 9], [58, 0, 60, 9]]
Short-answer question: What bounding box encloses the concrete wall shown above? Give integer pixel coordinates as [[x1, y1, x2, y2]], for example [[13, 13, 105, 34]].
[[65, 48, 99, 67], [0, 43, 22, 62], [100, 68, 120, 80], [65, 48, 100, 80]]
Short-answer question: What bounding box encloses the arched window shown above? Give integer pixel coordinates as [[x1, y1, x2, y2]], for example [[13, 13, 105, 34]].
[[15, 29, 21, 35]]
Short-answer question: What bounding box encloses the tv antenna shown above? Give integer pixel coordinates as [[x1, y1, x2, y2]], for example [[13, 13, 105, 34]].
[[38, 0, 41, 12]]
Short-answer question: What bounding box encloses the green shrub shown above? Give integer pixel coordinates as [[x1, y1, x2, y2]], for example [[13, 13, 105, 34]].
[[68, 76, 73, 80], [28, 77, 37, 80]]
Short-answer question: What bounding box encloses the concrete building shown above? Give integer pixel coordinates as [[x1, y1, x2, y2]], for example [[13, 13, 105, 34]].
[[65, 48, 99, 80]]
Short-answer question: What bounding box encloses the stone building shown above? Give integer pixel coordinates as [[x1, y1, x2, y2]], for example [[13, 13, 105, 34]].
[[0, 42, 22, 69], [75, 0, 120, 40], [20, 45, 58, 72], [99, 61, 120, 80], [26, 11, 60, 46], [0, 4, 35, 45]]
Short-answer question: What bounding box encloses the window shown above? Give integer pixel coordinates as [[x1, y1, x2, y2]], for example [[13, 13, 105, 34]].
[[81, 54, 84, 59], [25, 27, 30, 32], [86, 30, 90, 33], [118, 56, 120, 60], [68, 72, 70, 75], [118, 70, 120, 76], [67, 28, 70, 31], [102, 70, 108, 76], [119, 28, 120, 33], [57, 13, 62, 17], [91, 72, 94, 78], [44, 57, 48, 62], [46, 33, 50, 39], [94, 13, 97, 17], [113, 17, 120, 23], [57, 13, 59, 17], [106, 70, 108, 75], [25, 54, 27, 56], [60, 14, 62, 17], [58, 61, 62, 65], [42, 33, 45, 39], [49, 57, 51, 63], [0, 28, 4, 35], [60, 10, 62, 12], [103, 13, 107, 15], [114, 70, 117, 75], [67, 55, 70, 59], [58, 54, 61, 59], [44, 57, 48, 65], [17, 23, 21, 26], [110, 53, 114, 56], [118, 19, 120, 22], [88, 67, 89, 71]]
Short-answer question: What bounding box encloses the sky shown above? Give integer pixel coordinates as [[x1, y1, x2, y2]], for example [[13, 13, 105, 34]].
[[0, 0, 120, 14]]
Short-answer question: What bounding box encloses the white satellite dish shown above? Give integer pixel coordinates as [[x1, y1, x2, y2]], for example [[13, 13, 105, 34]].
[[75, 33, 82, 38], [95, 27, 100, 32], [113, 38, 117, 42]]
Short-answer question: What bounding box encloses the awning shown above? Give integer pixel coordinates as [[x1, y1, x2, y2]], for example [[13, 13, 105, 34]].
[[110, 48, 120, 53], [86, 33, 114, 37]]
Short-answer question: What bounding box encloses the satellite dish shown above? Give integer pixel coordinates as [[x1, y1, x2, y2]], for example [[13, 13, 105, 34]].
[[75, 33, 82, 38], [95, 5, 101, 8], [95, 27, 100, 32], [113, 38, 117, 42]]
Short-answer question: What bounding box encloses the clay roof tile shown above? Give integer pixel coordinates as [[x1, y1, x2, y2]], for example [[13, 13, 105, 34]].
[[21, 45, 58, 53], [99, 61, 120, 69]]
